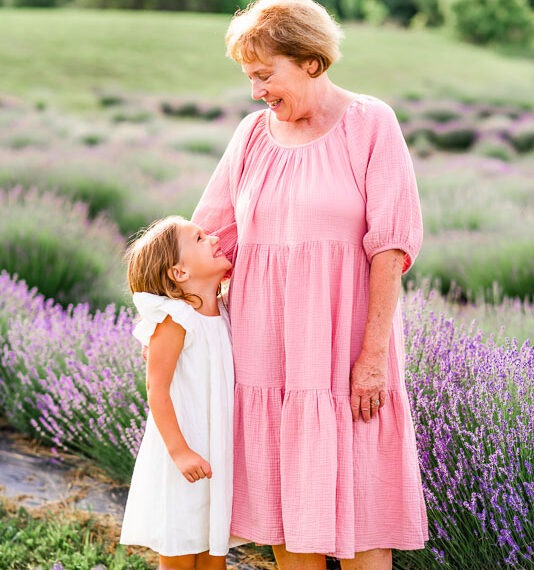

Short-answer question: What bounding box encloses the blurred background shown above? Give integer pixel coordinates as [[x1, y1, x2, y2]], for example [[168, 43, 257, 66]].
[[0, 1, 533, 568]]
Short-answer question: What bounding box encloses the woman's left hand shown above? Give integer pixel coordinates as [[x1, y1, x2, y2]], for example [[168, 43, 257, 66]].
[[350, 352, 387, 422]]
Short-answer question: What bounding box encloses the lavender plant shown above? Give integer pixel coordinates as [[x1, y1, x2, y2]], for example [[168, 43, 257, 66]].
[[0, 187, 128, 309], [396, 289, 533, 568], [0, 272, 147, 482], [0, 276, 532, 566]]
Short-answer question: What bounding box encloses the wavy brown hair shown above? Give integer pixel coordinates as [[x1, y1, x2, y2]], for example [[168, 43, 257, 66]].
[[125, 216, 201, 307], [225, 0, 343, 77]]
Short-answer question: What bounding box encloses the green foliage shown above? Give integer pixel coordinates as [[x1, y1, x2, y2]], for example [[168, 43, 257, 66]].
[[0, 162, 148, 238], [421, 107, 462, 123], [161, 100, 224, 121], [381, 0, 418, 24], [80, 132, 106, 146], [414, 238, 534, 302], [507, 124, 534, 153], [74, 0, 247, 12], [0, 501, 151, 570], [413, 0, 444, 26], [429, 123, 478, 150], [0, 187, 127, 309], [474, 135, 515, 162], [452, 0, 534, 45], [12, 0, 58, 6], [111, 108, 153, 123]]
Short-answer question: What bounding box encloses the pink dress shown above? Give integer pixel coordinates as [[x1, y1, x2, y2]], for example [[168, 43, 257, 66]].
[[192, 94, 428, 558]]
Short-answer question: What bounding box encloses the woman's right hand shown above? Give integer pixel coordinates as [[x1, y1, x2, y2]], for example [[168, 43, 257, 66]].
[[173, 448, 213, 483]]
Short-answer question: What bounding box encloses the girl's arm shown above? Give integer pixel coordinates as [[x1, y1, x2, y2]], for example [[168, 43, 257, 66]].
[[350, 248, 404, 423], [147, 315, 212, 483]]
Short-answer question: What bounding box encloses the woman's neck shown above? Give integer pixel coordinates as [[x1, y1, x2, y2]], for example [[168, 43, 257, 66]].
[[269, 81, 355, 145]]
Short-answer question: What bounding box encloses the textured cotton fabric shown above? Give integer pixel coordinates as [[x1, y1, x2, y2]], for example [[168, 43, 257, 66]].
[[120, 293, 236, 556], [192, 94, 428, 557]]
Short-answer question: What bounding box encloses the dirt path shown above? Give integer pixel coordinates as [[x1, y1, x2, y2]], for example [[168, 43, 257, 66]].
[[0, 421, 275, 569]]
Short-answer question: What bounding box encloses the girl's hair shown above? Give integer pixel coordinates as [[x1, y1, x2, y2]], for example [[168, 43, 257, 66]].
[[125, 216, 200, 306], [225, 0, 343, 77]]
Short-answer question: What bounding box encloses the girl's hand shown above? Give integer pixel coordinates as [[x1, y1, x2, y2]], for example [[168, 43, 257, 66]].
[[173, 448, 213, 483], [350, 352, 387, 423]]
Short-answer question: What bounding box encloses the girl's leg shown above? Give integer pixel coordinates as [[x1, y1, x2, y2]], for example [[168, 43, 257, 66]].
[[159, 554, 196, 570], [340, 549, 392, 570], [272, 545, 327, 570], [195, 551, 227, 570]]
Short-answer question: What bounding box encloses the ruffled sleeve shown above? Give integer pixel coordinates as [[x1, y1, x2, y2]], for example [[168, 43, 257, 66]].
[[192, 111, 263, 265], [131, 292, 197, 347], [347, 96, 423, 273]]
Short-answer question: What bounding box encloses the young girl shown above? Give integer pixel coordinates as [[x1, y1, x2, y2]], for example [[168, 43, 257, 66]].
[[120, 215, 236, 570]]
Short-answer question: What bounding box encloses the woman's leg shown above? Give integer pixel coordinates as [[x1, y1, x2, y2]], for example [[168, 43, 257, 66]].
[[159, 554, 196, 570], [196, 551, 227, 570], [272, 545, 327, 570], [340, 549, 392, 570]]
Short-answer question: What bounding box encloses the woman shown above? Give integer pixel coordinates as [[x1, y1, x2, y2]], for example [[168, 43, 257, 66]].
[[192, 0, 428, 567]]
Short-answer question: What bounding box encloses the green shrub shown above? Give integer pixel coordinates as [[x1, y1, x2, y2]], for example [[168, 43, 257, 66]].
[[452, 0, 534, 45], [474, 134, 516, 162], [403, 120, 436, 145], [382, 0, 418, 24], [80, 133, 106, 146], [421, 107, 462, 123], [98, 92, 126, 107], [413, 236, 534, 301], [111, 109, 152, 123], [161, 101, 202, 118], [507, 121, 534, 153], [394, 107, 411, 123], [160, 100, 224, 121], [430, 122, 478, 150], [0, 162, 148, 237], [413, 0, 444, 26], [179, 139, 219, 155], [12, 0, 58, 6], [0, 187, 127, 309]]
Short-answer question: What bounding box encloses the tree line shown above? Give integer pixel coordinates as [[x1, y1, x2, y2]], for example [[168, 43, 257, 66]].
[[4, 0, 534, 47]]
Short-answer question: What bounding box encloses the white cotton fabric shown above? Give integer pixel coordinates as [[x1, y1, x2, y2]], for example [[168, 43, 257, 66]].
[[120, 292, 237, 556]]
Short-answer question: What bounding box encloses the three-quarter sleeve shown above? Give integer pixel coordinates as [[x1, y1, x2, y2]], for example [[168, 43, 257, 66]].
[[192, 111, 262, 264], [347, 96, 423, 273]]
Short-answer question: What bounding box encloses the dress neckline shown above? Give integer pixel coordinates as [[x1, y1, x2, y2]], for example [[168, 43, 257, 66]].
[[264, 96, 359, 150]]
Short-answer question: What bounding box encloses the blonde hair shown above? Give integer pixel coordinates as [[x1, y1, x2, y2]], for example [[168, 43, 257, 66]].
[[225, 0, 343, 77], [125, 216, 200, 306]]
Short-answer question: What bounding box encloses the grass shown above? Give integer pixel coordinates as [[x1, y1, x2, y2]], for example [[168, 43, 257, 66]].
[[0, 498, 153, 570], [1, 9, 534, 111]]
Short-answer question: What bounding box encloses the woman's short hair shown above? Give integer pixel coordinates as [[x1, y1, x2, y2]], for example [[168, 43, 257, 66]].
[[226, 0, 343, 77]]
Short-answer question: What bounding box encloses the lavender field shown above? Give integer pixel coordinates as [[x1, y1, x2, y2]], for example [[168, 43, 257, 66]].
[[1, 272, 532, 568], [1, 93, 534, 567], [1, 10, 534, 567]]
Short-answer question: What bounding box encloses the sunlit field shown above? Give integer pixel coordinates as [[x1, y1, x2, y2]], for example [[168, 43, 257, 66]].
[[0, 8, 533, 569]]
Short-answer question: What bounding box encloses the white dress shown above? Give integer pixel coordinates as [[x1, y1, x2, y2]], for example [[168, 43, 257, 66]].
[[120, 292, 235, 557]]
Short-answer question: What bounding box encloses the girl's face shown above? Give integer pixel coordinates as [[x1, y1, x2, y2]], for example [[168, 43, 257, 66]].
[[242, 54, 316, 122], [175, 221, 231, 281]]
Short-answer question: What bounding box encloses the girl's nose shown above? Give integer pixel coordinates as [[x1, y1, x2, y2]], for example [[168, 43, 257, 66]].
[[210, 234, 220, 244]]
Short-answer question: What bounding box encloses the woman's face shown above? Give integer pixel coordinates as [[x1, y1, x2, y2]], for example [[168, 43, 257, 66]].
[[242, 54, 316, 122]]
